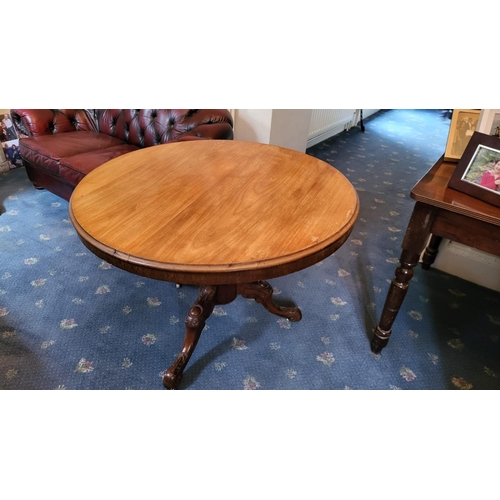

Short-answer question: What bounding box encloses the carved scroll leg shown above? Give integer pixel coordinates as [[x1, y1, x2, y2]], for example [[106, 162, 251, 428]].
[[371, 250, 420, 353], [237, 281, 302, 322], [163, 285, 217, 390], [163, 284, 237, 390]]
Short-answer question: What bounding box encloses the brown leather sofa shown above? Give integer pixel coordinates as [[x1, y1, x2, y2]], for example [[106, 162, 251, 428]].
[[10, 109, 234, 201]]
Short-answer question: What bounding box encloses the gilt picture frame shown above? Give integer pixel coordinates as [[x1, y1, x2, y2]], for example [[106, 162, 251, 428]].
[[444, 109, 481, 162], [447, 131, 500, 208]]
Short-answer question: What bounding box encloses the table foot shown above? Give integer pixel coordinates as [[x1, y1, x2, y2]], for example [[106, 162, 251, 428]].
[[163, 285, 219, 389], [371, 327, 390, 354], [238, 281, 302, 322]]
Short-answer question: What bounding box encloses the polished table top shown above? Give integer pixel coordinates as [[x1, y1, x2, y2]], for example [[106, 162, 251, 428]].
[[69, 140, 359, 285]]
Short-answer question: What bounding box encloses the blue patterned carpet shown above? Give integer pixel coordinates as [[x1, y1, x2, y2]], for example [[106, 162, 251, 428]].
[[1, 109, 499, 390]]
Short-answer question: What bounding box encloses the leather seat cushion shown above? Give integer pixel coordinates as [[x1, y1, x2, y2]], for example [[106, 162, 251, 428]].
[[59, 144, 139, 186], [19, 130, 139, 185]]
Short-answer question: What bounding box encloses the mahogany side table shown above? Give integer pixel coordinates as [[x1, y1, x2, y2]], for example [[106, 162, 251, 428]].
[[372, 155, 500, 353]]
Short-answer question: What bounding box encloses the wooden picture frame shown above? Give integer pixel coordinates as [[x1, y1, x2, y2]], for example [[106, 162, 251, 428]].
[[448, 131, 500, 208], [444, 109, 481, 162], [477, 109, 500, 137]]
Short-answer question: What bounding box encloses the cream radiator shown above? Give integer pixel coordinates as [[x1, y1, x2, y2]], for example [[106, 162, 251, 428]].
[[308, 109, 357, 147]]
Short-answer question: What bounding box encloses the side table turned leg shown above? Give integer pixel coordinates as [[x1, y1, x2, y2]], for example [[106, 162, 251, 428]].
[[372, 201, 436, 353], [421, 234, 442, 270], [371, 249, 420, 353]]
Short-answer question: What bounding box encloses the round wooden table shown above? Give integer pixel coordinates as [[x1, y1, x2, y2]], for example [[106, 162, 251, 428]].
[[69, 140, 359, 389]]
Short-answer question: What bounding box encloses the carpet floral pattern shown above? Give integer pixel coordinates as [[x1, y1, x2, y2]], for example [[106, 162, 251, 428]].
[[1, 109, 499, 390]]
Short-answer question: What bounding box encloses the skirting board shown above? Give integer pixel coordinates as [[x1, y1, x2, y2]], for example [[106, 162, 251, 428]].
[[432, 239, 500, 292]]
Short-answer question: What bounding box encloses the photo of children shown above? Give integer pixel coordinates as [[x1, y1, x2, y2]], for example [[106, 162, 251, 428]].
[[0, 113, 22, 170], [461, 145, 500, 194]]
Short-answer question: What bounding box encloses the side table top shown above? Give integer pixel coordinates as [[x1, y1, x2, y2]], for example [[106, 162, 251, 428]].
[[69, 140, 359, 284], [411, 156, 500, 226]]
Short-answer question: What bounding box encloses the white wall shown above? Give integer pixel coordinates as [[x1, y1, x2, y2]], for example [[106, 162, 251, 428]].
[[233, 109, 379, 153], [233, 109, 312, 153], [269, 110, 312, 152], [233, 109, 273, 144]]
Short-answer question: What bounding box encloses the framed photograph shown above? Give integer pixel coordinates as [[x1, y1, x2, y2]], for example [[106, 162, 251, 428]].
[[477, 109, 500, 137], [444, 109, 481, 162], [1, 140, 23, 169], [448, 131, 500, 208], [1, 113, 22, 170], [1, 113, 18, 142]]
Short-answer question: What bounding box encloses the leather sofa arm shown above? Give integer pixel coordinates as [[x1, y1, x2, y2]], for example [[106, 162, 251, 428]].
[[178, 109, 234, 141], [178, 122, 234, 141], [10, 109, 97, 137]]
